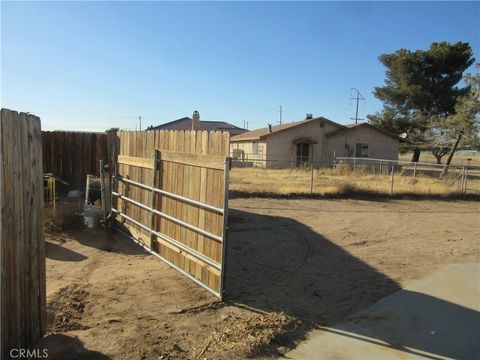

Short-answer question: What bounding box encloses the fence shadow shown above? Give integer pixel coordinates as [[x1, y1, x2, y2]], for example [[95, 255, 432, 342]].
[[224, 209, 478, 359], [74, 227, 146, 256], [52, 211, 146, 256], [225, 208, 400, 325], [34, 333, 112, 360], [45, 241, 88, 262]]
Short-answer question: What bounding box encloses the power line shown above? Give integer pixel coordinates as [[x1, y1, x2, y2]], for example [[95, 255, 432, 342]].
[[349, 88, 365, 124]]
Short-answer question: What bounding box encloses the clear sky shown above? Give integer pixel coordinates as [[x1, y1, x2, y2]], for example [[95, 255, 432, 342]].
[[1, 1, 479, 131]]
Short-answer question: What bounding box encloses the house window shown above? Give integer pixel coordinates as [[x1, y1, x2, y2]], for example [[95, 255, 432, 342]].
[[232, 148, 245, 160], [252, 142, 259, 155], [296, 143, 310, 166], [355, 143, 369, 158]]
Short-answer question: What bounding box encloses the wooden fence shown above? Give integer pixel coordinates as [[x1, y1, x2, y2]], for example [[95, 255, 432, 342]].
[[1, 109, 46, 357], [42, 131, 108, 189], [111, 130, 230, 298]]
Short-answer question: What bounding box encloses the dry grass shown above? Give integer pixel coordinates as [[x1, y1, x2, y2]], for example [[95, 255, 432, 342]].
[[230, 167, 480, 197], [399, 152, 480, 166], [203, 312, 300, 358]]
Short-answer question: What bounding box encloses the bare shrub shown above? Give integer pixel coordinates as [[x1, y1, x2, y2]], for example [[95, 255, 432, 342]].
[[332, 163, 351, 176]]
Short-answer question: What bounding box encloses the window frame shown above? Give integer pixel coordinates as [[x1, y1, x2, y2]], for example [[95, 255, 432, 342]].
[[355, 143, 369, 158], [252, 142, 259, 155]]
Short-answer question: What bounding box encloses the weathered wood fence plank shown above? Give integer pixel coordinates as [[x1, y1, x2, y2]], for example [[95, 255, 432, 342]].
[[42, 131, 108, 189], [1, 108, 46, 358]]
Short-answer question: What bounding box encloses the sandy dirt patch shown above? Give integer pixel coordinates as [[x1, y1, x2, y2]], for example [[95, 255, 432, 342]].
[[44, 198, 479, 359]]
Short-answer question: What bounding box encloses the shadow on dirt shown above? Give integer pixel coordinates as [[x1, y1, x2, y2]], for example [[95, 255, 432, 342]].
[[49, 202, 145, 256], [229, 191, 480, 202], [225, 208, 479, 359], [46, 241, 88, 262], [225, 208, 401, 325], [34, 333, 112, 360]]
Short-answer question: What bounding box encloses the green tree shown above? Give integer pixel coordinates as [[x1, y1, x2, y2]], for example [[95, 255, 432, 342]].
[[369, 42, 475, 162], [440, 66, 480, 175]]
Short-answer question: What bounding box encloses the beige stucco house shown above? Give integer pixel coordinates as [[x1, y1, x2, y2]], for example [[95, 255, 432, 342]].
[[230, 116, 399, 167]]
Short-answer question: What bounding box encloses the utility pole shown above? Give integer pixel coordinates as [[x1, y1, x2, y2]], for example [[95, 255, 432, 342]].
[[139, 116, 142, 131], [279, 105, 283, 125], [350, 88, 365, 124]]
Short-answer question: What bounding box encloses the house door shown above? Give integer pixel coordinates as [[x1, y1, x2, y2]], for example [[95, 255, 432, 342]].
[[296, 143, 310, 166]]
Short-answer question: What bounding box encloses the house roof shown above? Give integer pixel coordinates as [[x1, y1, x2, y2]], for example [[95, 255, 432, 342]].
[[149, 117, 248, 136], [326, 122, 399, 140], [231, 117, 343, 142]]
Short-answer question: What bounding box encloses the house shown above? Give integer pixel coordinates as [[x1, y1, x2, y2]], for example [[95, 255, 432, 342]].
[[147, 111, 248, 136], [230, 115, 399, 167]]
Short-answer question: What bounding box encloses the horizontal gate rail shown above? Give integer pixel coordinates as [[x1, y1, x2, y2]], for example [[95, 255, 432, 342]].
[[112, 215, 222, 298], [118, 155, 155, 169], [111, 208, 221, 271], [118, 152, 226, 171], [112, 190, 223, 243], [116, 175, 223, 214], [160, 150, 226, 170]]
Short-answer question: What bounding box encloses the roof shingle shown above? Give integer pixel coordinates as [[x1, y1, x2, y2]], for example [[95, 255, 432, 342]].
[[231, 117, 343, 141], [326, 122, 398, 140], [149, 117, 248, 136]]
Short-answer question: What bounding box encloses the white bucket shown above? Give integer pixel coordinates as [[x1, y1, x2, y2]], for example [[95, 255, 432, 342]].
[[83, 205, 101, 228]]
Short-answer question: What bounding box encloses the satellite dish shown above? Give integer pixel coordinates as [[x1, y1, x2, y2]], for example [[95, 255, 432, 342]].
[[399, 132, 408, 139]]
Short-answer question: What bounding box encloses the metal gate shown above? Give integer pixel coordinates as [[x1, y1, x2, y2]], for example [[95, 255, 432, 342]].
[[110, 130, 230, 298]]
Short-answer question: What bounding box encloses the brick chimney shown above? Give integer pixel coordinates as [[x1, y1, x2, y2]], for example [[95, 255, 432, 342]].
[[192, 111, 200, 130]]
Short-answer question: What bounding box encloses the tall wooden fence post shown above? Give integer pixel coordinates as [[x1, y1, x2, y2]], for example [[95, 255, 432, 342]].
[[1, 109, 46, 357]]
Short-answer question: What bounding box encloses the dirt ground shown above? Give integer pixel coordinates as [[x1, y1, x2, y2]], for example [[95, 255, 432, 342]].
[[45, 197, 479, 359]]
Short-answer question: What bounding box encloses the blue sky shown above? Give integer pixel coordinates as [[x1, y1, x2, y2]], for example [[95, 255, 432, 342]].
[[1, 1, 479, 131]]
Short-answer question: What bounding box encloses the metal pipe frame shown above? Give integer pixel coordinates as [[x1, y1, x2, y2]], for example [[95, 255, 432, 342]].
[[111, 208, 221, 271], [100, 160, 107, 224], [219, 158, 231, 300], [85, 174, 91, 206], [110, 155, 229, 300], [113, 223, 221, 298], [116, 175, 223, 215], [112, 191, 222, 243], [149, 151, 159, 249]]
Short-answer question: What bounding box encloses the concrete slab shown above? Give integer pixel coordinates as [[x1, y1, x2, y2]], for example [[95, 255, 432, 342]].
[[286, 263, 480, 360]]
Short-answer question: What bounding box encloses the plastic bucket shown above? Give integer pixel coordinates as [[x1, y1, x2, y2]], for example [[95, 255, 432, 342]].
[[83, 205, 101, 229]]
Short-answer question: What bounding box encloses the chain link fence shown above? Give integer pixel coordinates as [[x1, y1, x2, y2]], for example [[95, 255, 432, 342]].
[[230, 155, 480, 196], [333, 157, 478, 194]]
